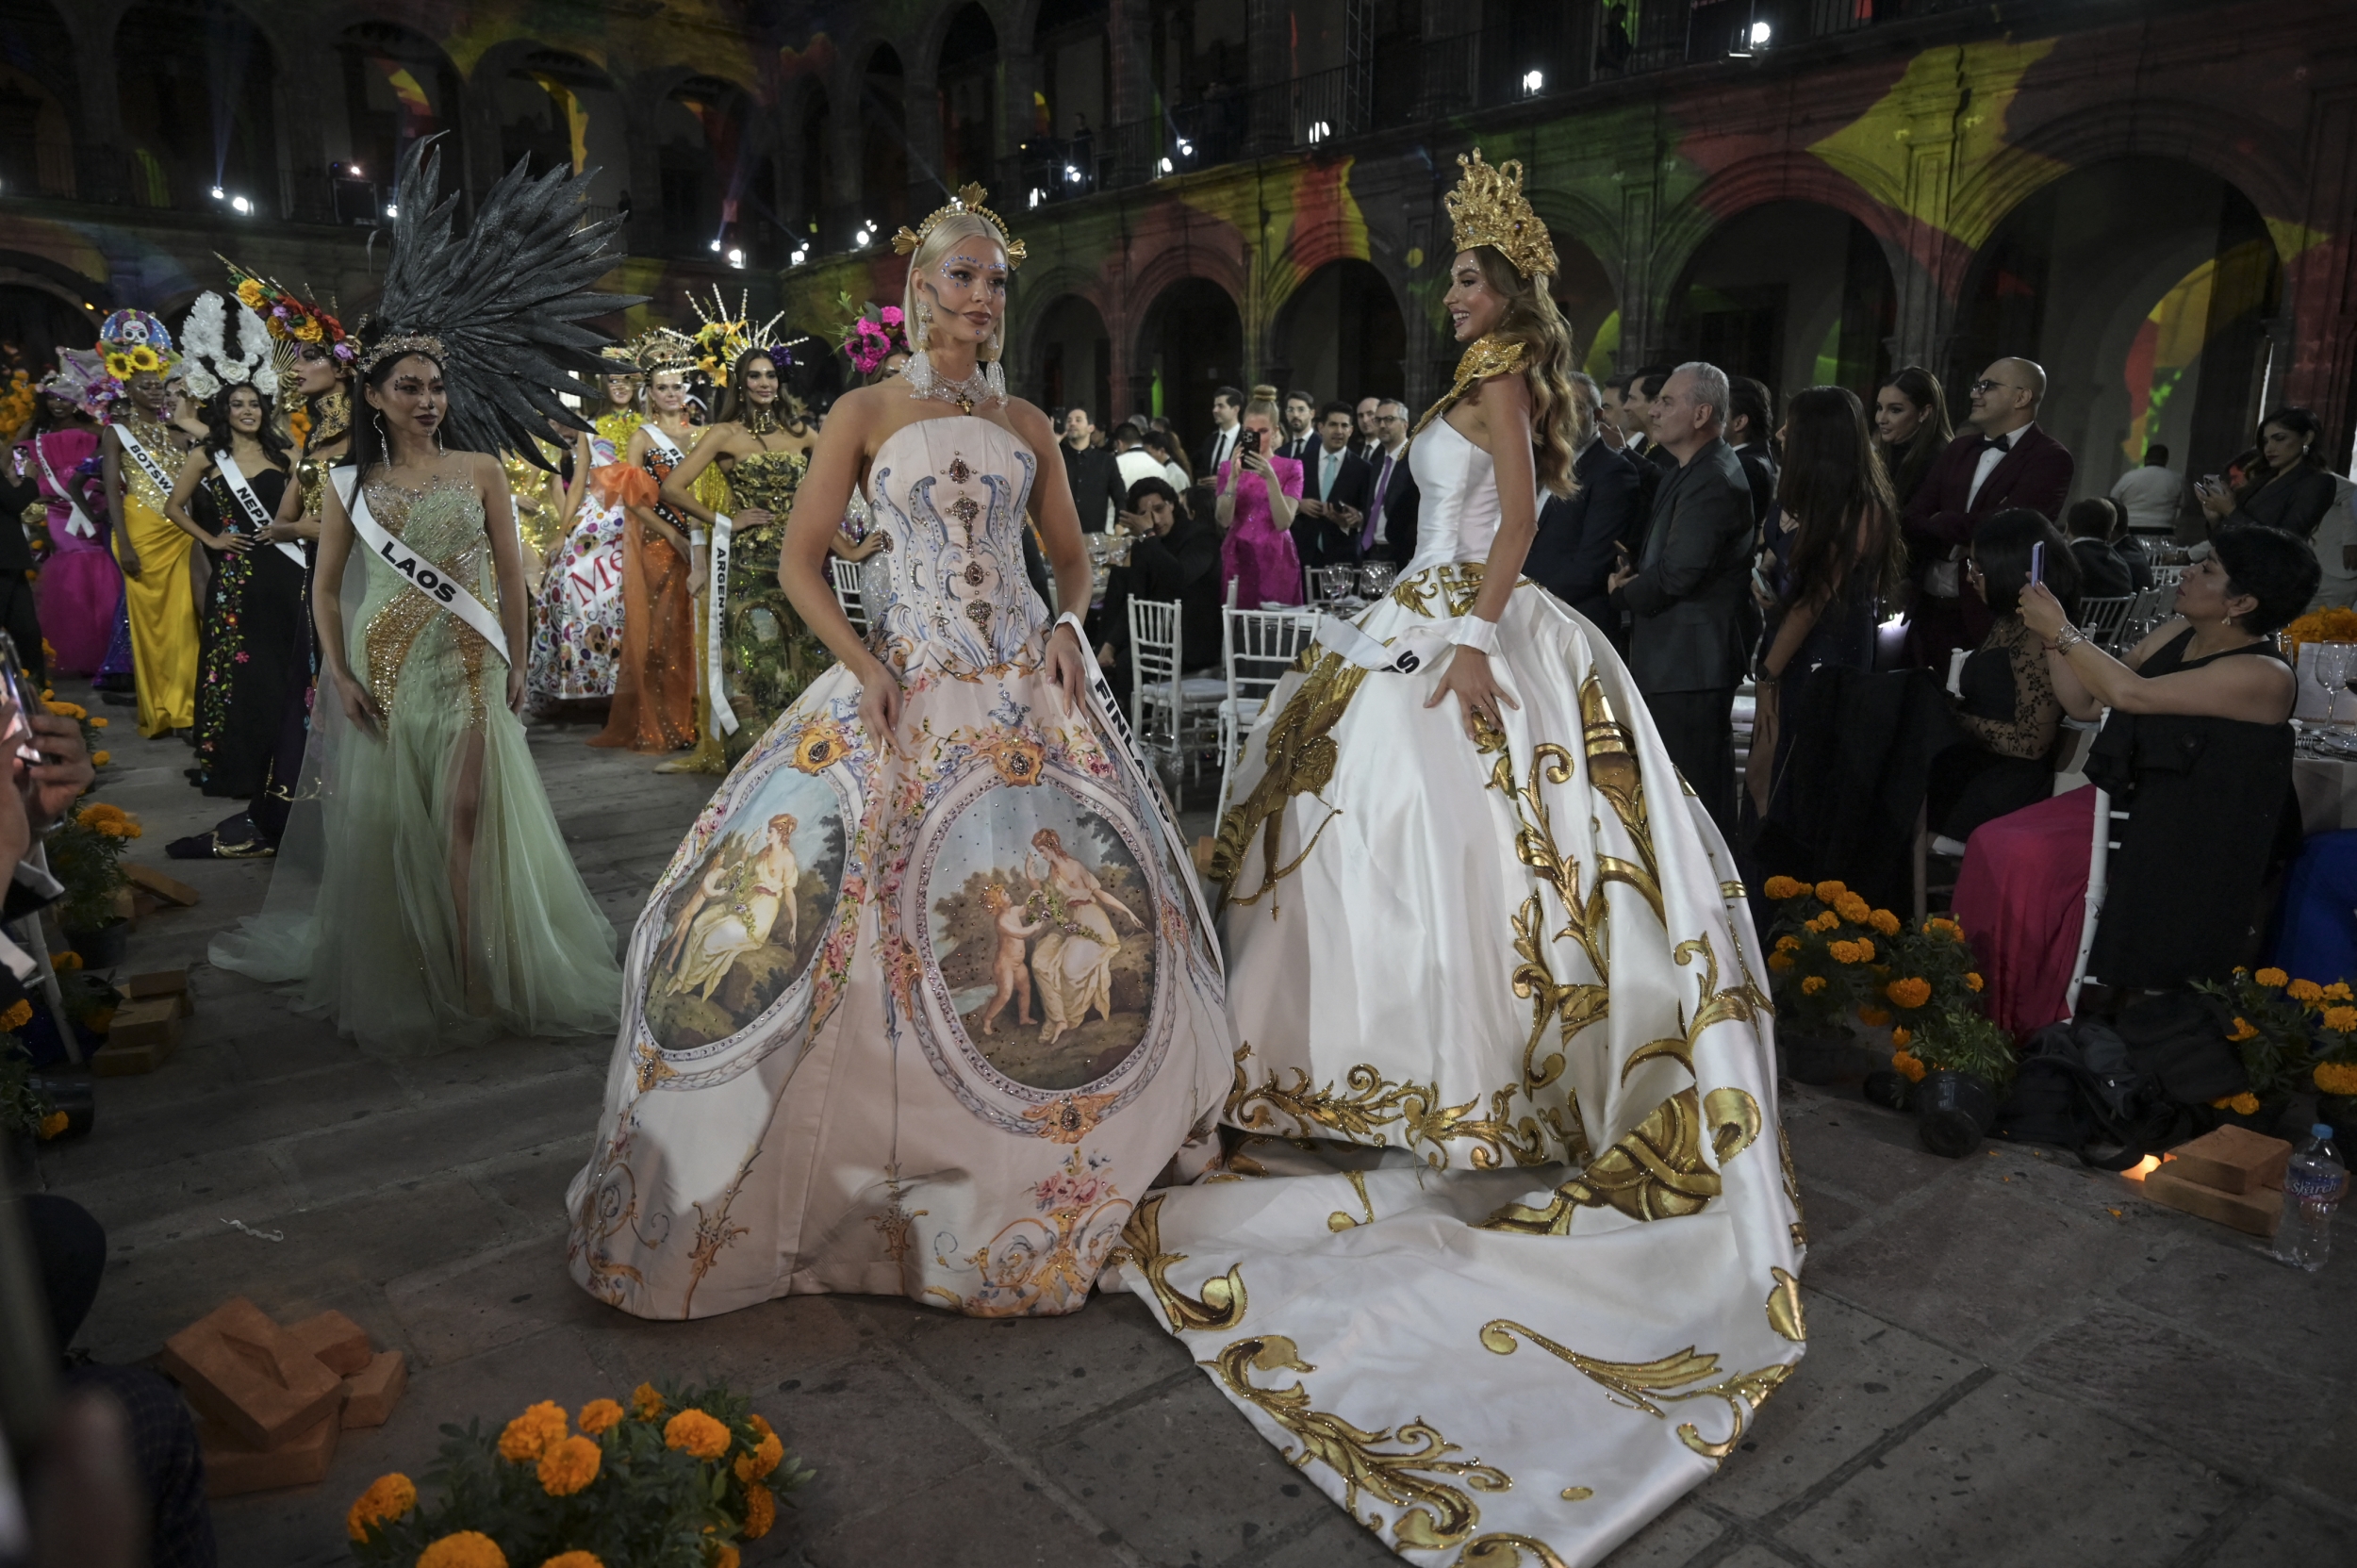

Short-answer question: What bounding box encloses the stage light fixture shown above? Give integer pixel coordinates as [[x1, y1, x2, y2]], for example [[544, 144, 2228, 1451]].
[[790, 246, 807, 265], [727, 247, 746, 269], [1176, 138, 1194, 157], [1307, 121, 1331, 143], [1752, 20, 1772, 45], [231, 194, 252, 214], [1159, 157, 1173, 173], [1063, 164, 1080, 183], [385, 203, 398, 217], [1523, 70, 1544, 94], [209, 186, 225, 200], [1029, 188, 1044, 208]]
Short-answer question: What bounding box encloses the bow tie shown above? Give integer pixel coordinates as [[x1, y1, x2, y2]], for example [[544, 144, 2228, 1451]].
[[1982, 432, 2014, 454]]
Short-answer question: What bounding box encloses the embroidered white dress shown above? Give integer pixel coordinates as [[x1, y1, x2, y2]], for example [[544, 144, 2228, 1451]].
[[569, 416, 1232, 1319], [1107, 411, 1805, 1567]]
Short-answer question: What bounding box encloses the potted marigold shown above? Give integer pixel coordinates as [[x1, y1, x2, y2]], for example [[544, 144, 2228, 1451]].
[[1761, 877, 1905, 1083], [2313, 1003, 2357, 1145], [1871, 914, 2015, 1156], [46, 801, 140, 966], [348, 1379, 811, 1568]]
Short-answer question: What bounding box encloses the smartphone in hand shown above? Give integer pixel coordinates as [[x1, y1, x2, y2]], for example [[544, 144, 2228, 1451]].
[[2029, 541, 2044, 587]]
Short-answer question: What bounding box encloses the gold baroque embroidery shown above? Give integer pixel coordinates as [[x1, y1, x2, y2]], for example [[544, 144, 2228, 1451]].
[[1622, 933, 1773, 1084], [1327, 1170, 1376, 1231], [1779, 1122, 1808, 1249], [1703, 1086, 1762, 1164], [1020, 1090, 1120, 1143], [682, 1139, 764, 1315], [1210, 652, 1368, 909], [1390, 560, 1487, 619], [1478, 1320, 1793, 1462], [1229, 1058, 1557, 1170], [1767, 1266, 1806, 1343], [1479, 1088, 1720, 1230], [1209, 1335, 1510, 1549], [1454, 1537, 1572, 1568], [1110, 1195, 1246, 1331]]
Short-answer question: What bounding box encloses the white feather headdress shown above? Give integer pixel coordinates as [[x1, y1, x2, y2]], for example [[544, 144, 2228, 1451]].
[[178, 291, 274, 402]]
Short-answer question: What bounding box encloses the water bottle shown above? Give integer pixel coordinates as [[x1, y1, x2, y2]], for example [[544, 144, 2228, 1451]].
[[2274, 1125, 2348, 1272]]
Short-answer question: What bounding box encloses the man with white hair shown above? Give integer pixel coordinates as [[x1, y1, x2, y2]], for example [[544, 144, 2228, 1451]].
[[1607, 361, 1755, 837]]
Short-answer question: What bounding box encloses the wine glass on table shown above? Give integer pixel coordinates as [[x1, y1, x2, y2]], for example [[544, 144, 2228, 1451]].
[[2317, 642, 2353, 725]]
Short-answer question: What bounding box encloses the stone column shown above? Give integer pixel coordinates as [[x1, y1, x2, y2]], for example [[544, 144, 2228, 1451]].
[[69, 2, 128, 203], [902, 58, 945, 209]]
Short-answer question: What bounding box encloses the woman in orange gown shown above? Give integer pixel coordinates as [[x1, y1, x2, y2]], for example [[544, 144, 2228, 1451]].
[[591, 333, 701, 752]]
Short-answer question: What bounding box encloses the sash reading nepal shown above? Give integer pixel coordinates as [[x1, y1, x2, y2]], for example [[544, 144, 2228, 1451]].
[[343, 473, 511, 664], [213, 452, 306, 566]]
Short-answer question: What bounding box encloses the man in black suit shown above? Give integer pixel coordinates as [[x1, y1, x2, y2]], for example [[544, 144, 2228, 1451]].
[[1060, 406, 1128, 533], [1625, 365, 1681, 473], [1608, 362, 1755, 838], [1277, 389, 1318, 462], [1293, 400, 1374, 569], [1198, 385, 1244, 476], [1901, 355, 2075, 667], [1526, 371, 1645, 649], [1359, 398, 1420, 563], [1350, 395, 1383, 461]]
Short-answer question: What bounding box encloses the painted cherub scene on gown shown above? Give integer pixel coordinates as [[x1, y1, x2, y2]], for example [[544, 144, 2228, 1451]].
[[644, 780, 847, 1048]]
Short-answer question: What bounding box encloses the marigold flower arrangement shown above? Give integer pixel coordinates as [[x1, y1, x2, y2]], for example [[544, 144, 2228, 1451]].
[[1761, 878, 1893, 1033], [2194, 966, 2350, 1103], [347, 1380, 811, 1568], [46, 801, 141, 933], [2280, 605, 2357, 654]]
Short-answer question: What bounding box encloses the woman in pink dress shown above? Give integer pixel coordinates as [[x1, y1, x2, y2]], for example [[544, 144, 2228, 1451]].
[[1214, 383, 1304, 606], [21, 352, 120, 675]]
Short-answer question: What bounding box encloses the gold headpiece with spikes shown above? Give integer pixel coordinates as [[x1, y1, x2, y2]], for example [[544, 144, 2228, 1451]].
[[891, 182, 1027, 269], [631, 327, 697, 375], [1444, 150, 1558, 281], [687, 286, 787, 387]]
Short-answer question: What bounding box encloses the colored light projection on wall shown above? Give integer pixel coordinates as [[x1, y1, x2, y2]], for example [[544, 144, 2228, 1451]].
[[373, 58, 436, 126], [2119, 239, 2276, 461], [527, 73, 591, 173]]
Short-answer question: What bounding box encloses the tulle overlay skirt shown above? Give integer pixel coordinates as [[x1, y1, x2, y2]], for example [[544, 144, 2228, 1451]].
[[38, 527, 121, 676], [1111, 563, 1805, 1568], [567, 636, 1232, 1321]]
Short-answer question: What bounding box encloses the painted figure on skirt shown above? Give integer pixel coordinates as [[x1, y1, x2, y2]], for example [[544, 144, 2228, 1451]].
[[97, 310, 200, 738], [568, 186, 1230, 1321], [528, 349, 639, 704], [211, 136, 630, 1054]]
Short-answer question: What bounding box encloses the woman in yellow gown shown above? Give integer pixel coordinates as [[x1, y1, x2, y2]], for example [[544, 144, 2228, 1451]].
[[95, 310, 199, 738]]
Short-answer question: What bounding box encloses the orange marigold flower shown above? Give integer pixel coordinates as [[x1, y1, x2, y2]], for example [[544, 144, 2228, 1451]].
[[1858, 1006, 1893, 1028], [1926, 916, 1964, 941], [1834, 893, 1871, 925], [1774, 934, 1801, 953], [743, 1482, 777, 1539], [1768, 952, 1794, 972], [1813, 880, 1848, 902], [2324, 1007, 2357, 1034], [1868, 908, 1902, 937], [664, 1409, 731, 1461], [0, 999, 32, 1031], [2208, 1092, 2261, 1115], [1965, 972, 1984, 993], [712, 1548, 739, 1568], [2327, 982, 2354, 1002], [733, 1431, 784, 1484], [1801, 976, 1827, 995], [1807, 910, 1839, 933], [347, 1474, 417, 1543], [749, 1413, 774, 1441], [1886, 977, 1932, 1009], [2288, 979, 2326, 1004], [498, 1401, 569, 1463], [540, 1555, 603, 1568], [1890, 1049, 1926, 1083], [1827, 941, 1859, 966], [418, 1532, 508, 1568], [2316, 1061, 2357, 1095], [537, 1434, 602, 1497], [632, 1382, 667, 1421], [2254, 967, 2288, 987], [1763, 875, 1805, 900], [37, 1110, 67, 1139], [1891, 1026, 1911, 1048], [577, 1398, 625, 1436], [2227, 1017, 2260, 1043]]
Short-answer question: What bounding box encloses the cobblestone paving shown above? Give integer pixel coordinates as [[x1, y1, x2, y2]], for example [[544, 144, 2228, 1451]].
[[27, 689, 2355, 1567]]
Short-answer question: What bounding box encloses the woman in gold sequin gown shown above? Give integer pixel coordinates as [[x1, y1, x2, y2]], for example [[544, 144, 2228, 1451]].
[[100, 356, 200, 737], [658, 346, 830, 767], [212, 348, 621, 1054]]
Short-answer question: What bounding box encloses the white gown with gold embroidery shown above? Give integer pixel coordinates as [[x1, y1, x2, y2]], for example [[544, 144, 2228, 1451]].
[[1106, 412, 1805, 1566]]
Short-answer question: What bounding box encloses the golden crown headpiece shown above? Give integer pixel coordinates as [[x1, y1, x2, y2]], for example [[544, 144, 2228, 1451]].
[[631, 327, 697, 375], [687, 287, 787, 386], [892, 183, 1026, 269], [356, 332, 447, 376], [1444, 151, 1558, 281]]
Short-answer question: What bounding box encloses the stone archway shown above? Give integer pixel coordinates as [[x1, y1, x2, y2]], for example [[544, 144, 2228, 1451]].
[[1137, 275, 1244, 458], [1663, 201, 1897, 406], [1031, 291, 1112, 421], [1271, 259, 1406, 408]]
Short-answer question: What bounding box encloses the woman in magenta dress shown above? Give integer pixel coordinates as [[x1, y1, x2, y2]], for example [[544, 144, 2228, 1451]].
[[23, 352, 121, 675], [1214, 383, 1304, 606]]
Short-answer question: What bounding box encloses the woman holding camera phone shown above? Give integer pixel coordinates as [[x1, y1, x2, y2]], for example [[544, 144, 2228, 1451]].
[[1213, 384, 1304, 606]]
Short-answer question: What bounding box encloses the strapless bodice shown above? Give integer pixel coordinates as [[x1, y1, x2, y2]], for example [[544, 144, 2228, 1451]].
[[725, 450, 808, 545], [1405, 415, 1507, 572], [861, 416, 1044, 676]]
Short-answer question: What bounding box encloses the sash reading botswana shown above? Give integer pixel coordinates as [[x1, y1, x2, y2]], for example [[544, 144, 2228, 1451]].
[[344, 476, 512, 664]]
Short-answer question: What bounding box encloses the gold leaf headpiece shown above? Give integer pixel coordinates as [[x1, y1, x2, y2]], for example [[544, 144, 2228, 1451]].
[[1444, 151, 1558, 282], [631, 327, 697, 375], [891, 182, 1027, 269]]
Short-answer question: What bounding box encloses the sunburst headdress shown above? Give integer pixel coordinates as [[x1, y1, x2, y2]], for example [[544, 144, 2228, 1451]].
[[631, 327, 698, 376], [688, 287, 787, 386], [891, 183, 1026, 268], [1444, 150, 1558, 281]]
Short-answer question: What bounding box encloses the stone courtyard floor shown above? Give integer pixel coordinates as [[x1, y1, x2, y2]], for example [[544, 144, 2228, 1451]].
[[22, 685, 2357, 1567]]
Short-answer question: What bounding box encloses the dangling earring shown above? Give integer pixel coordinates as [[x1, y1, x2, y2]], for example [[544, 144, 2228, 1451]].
[[914, 301, 933, 352], [373, 410, 387, 451]]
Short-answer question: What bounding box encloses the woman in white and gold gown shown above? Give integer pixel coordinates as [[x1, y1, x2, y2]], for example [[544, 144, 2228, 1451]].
[[1104, 155, 1805, 1568], [568, 191, 1230, 1320]]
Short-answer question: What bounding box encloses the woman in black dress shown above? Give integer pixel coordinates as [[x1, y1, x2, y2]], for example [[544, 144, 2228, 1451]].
[[2197, 405, 2337, 540], [2019, 525, 2320, 988], [160, 381, 303, 796], [1873, 365, 1953, 513]]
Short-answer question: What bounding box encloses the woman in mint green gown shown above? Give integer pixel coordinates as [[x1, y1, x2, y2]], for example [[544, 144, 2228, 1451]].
[[211, 346, 622, 1053]]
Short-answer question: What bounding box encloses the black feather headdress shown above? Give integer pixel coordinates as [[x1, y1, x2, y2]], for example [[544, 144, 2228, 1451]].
[[356, 135, 644, 464]]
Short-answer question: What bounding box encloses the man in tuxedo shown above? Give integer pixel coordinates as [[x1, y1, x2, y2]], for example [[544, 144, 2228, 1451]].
[[1293, 401, 1374, 569], [1061, 406, 1128, 533], [1350, 395, 1383, 460], [1526, 371, 1645, 648], [1626, 365, 1681, 472], [1199, 385, 1244, 476], [1277, 390, 1318, 462], [1903, 356, 2074, 667], [1360, 398, 1419, 563], [1607, 362, 1755, 838]]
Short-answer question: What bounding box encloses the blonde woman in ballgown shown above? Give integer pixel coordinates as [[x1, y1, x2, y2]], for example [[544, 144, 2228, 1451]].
[[569, 188, 1229, 1322], [1022, 827, 1143, 1045], [657, 813, 800, 999]]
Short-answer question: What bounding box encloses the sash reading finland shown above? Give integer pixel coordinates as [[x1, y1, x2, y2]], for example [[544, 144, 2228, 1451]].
[[32, 437, 96, 539], [212, 452, 307, 566], [342, 470, 511, 664]]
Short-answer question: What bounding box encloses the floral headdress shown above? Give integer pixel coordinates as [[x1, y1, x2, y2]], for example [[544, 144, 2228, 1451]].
[[37, 350, 110, 419], [891, 182, 1026, 269], [687, 287, 787, 388], [219, 255, 354, 363], [176, 291, 274, 402], [838, 294, 909, 376], [96, 310, 179, 389], [1443, 150, 1558, 281]]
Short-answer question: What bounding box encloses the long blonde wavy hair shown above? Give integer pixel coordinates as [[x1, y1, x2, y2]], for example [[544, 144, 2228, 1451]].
[[901, 212, 1012, 364], [1469, 247, 1581, 498]]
